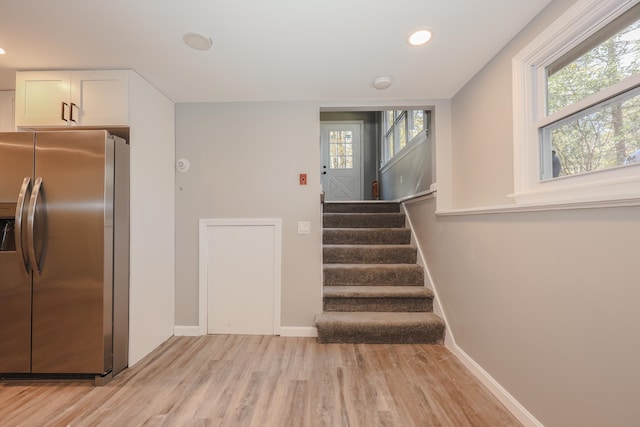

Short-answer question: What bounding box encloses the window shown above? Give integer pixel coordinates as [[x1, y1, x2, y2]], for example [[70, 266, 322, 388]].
[[513, 0, 640, 205], [382, 109, 427, 164], [409, 110, 425, 140], [329, 130, 354, 169]]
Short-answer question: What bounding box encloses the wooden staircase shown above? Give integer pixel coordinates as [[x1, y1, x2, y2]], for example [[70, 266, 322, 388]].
[[314, 202, 445, 344]]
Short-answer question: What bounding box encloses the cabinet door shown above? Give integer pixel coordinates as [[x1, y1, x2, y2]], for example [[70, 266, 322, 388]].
[[70, 70, 129, 126], [15, 71, 71, 127]]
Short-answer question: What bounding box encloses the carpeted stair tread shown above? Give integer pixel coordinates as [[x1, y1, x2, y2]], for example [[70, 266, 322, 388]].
[[323, 285, 433, 298], [323, 228, 411, 245], [318, 201, 445, 345], [323, 264, 425, 286], [314, 312, 445, 344], [323, 286, 434, 312], [323, 202, 400, 213], [323, 213, 406, 229], [323, 244, 417, 264]]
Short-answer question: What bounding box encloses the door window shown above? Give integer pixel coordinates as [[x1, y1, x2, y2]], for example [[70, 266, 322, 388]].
[[329, 130, 354, 169]]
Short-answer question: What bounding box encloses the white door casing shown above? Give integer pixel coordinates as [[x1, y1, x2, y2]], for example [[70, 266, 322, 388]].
[[198, 218, 282, 336], [321, 121, 363, 201]]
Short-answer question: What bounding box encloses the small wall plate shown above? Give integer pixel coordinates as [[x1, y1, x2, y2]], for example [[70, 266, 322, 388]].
[[176, 158, 190, 173]]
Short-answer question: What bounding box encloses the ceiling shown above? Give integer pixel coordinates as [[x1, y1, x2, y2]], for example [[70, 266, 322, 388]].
[[0, 0, 553, 103]]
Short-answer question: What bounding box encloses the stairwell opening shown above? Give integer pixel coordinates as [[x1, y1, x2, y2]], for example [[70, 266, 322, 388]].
[[314, 201, 445, 344]]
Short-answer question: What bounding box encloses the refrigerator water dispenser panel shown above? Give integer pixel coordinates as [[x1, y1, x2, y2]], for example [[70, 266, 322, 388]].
[[0, 220, 15, 251], [0, 203, 16, 251]]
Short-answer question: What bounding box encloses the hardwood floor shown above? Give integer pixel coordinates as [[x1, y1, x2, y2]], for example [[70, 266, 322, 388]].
[[0, 336, 521, 426]]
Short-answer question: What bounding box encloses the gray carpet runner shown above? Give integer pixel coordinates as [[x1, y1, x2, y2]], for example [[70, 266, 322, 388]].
[[315, 202, 445, 344]]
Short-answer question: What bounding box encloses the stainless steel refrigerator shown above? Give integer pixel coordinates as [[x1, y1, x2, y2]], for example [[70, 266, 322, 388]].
[[0, 130, 129, 383]]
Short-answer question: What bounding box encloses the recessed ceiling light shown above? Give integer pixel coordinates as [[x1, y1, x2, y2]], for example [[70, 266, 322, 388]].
[[408, 29, 433, 46], [373, 76, 392, 90], [0, 47, 5, 55], [183, 32, 213, 51]]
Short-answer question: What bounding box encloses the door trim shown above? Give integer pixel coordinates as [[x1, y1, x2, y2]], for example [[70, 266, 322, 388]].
[[198, 218, 282, 336], [320, 121, 365, 200]]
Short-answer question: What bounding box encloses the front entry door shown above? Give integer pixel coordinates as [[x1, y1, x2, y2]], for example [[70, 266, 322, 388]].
[[321, 122, 363, 201]]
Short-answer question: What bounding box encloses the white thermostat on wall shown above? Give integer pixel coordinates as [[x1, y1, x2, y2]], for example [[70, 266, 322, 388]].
[[176, 158, 190, 173]]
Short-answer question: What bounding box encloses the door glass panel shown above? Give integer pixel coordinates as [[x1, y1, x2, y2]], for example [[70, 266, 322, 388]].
[[329, 130, 354, 169], [346, 157, 353, 168]]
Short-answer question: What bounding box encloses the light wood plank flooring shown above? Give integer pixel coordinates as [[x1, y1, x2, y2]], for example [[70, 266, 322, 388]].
[[0, 335, 521, 426]]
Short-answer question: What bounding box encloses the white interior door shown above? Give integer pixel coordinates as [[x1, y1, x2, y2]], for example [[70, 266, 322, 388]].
[[321, 122, 363, 201], [203, 219, 281, 335]]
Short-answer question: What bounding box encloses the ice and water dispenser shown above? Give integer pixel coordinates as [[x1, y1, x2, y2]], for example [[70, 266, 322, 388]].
[[0, 203, 16, 252]]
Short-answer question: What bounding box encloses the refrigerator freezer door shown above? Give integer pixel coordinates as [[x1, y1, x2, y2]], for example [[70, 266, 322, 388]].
[[0, 132, 34, 373], [30, 130, 113, 374]]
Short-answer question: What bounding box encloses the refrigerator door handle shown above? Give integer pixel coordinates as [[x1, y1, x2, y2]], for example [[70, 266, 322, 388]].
[[27, 177, 43, 276], [15, 177, 31, 276]]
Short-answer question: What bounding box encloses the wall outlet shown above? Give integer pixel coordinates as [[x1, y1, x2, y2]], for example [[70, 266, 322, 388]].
[[299, 173, 307, 185]]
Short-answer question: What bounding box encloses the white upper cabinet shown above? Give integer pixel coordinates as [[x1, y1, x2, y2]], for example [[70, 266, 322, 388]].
[[15, 70, 129, 127]]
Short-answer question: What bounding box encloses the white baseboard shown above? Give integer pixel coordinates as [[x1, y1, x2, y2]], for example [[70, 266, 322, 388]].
[[449, 344, 543, 427], [402, 202, 540, 426], [174, 325, 202, 336], [278, 326, 318, 337], [174, 325, 318, 338]]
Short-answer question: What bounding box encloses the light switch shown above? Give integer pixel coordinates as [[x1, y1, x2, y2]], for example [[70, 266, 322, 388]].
[[297, 221, 311, 234]]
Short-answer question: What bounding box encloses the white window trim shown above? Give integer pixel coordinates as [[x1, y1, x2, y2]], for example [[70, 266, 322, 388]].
[[511, 0, 640, 206], [381, 110, 428, 167]]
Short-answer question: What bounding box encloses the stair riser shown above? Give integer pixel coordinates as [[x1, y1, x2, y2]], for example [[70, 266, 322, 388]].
[[324, 266, 424, 286], [324, 297, 433, 312], [323, 229, 411, 245], [323, 203, 400, 214], [316, 322, 445, 344], [323, 214, 405, 229], [323, 247, 417, 264]]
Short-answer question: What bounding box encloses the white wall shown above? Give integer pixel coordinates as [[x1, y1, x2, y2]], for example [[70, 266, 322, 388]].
[[128, 72, 176, 365], [450, 0, 579, 209], [379, 135, 433, 200], [175, 102, 323, 330], [0, 91, 15, 131], [415, 0, 640, 425], [406, 197, 640, 427], [174, 100, 452, 330]]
